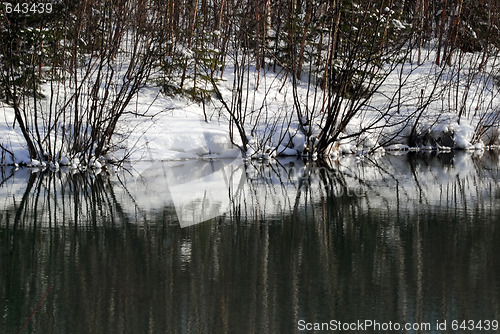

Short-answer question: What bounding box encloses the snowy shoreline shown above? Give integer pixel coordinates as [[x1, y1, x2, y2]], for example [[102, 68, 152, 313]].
[[1, 55, 498, 168], [2, 0, 500, 170]]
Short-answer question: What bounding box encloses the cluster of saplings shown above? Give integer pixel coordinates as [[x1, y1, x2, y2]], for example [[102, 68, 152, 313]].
[[1, 0, 499, 164]]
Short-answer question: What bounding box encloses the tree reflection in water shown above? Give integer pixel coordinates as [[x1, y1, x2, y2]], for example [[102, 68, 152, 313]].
[[1, 152, 500, 333]]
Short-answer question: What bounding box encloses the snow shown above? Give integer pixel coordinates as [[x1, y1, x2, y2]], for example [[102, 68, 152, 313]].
[[392, 19, 406, 30], [452, 124, 475, 149], [2, 43, 500, 166], [277, 145, 297, 156], [114, 104, 238, 161]]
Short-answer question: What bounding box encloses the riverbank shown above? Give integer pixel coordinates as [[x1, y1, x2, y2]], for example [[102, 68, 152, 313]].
[[1, 47, 499, 167]]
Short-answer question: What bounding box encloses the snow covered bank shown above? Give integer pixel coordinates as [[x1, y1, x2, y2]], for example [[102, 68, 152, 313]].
[[2, 45, 500, 165], [3, 0, 500, 166]]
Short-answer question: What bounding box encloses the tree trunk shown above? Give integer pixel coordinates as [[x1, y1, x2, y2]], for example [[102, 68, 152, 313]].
[[445, 0, 464, 66], [436, 0, 447, 66], [297, 0, 312, 79]]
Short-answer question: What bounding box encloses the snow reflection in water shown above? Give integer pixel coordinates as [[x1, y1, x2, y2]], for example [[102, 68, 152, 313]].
[[111, 151, 500, 225], [0, 151, 499, 227], [0, 151, 500, 333]]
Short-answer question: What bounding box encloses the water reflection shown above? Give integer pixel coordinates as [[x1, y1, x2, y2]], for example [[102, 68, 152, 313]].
[[1, 152, 500, 333]]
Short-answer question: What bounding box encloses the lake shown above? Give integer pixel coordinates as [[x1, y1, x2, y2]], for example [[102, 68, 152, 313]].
[[1, 151, 500, 333]]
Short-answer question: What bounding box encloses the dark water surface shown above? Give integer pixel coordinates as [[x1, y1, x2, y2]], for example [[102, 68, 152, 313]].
[[1, 152, 500, 333]]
